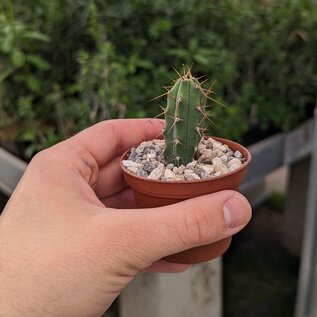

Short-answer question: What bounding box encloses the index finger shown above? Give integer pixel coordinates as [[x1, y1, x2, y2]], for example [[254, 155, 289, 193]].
[[71, 119, 164, 167]]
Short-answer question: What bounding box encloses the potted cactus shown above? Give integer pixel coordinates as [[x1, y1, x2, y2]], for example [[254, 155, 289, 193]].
[[121, 67, 252, 264]]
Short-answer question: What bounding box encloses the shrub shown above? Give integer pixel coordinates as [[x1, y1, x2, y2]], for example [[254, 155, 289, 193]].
[[0, 0, 316, 157]]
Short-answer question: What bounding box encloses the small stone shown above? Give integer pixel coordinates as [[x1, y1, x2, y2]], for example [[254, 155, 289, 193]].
[[228, 164, 241, 172], [198, 149, 216, 163], [166, 163, 174, 170], [234, 150, 243, 158], [148, 163, 165, 180], [146, 153, 156, 160], [174, 175, 185, 181], [212, 157, 222, 166], [214, 163, 229, 175], [156, 154, 165, 163], [194, 166, 203, 176], [215, 150, 225, 157], [225, 150, 234, 158], [214, 171, 222, 177], [127, 167, 139, 174], [213, 142, 227, 152], [200, 172, 209, 179], [205, 137, 216, 145], [164, 169, 175, 179], [198, 143, 207, 154], [136, 146, 145, 154], [128, 153, 137, 161], [154, 139, 164, 147], [137, 170, 148, 177], [220, 155, 228, 163], [154, 145, 161, 153], [122, 160, 142, 168], [185, 173, 201, 180], [184, 169, 193, 176], [199, 164, 214, 175], [143, 161, 157, 172], [177, 165, 186, 175], [228, 158, 242, 167], [172, 166, 178, 174], [186, 161, 197, 170]]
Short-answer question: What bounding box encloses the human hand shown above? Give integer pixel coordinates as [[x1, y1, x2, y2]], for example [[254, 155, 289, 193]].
[[0, 119, 252, 317]]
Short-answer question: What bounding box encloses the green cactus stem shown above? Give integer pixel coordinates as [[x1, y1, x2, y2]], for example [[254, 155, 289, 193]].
[[163, 68, 212, 166]]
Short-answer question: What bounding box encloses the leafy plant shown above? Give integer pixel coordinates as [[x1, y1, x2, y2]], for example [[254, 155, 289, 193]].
[[0, 0, 316, 158]]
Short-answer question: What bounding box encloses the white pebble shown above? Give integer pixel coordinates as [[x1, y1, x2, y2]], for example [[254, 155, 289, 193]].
[[174, 175, 185, 181], [185, 173, 201, 180], [146, 153, 156, 160], [228, 158, 242, 167], [198, 144, 207, 154], [198, 164, 214, 175], [153, 139, 164, 146], [200, 172, 210, 179], [122, 160, 142, 168], [214, 171, 222, 177], [213, 142, 227, 152], [148, 163, 165, 180], [207, 138, 217, 144], [177, 165, 186, 175], [212, 157, 222, 166], [186, 161, 197, 170], [220, 155, 228, 163], [127, 167, 139, 174], [164, 169, 175, 179], [234, 150, 243, 158], [198, 149, 217, 163], [214, 163, 229, 175], [184, 169, 193, 176], [228, 164, 241, 172]]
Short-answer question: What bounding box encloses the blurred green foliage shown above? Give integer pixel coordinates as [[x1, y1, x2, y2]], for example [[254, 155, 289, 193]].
[[0, 0, 316, 156]]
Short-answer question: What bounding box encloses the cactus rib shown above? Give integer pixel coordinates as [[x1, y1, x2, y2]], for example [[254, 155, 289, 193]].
[[163, 68, 210, 166]]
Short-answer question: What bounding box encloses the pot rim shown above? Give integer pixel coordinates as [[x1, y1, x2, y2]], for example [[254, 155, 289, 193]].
[[120, 136, 252, 184]]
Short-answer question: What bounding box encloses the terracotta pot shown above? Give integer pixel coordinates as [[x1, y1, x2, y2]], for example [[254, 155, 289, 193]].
[[121, 137, 252, 264]]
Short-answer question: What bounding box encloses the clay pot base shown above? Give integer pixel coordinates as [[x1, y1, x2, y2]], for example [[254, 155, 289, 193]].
[[121, 137, 252, 264], [164, 237, 232, 264]]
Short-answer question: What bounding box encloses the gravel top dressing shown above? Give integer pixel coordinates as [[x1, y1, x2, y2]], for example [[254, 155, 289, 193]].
[[123, 137, 246, 181]]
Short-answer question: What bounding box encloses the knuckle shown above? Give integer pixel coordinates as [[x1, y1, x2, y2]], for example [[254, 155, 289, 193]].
[[30, 148, 50, 164], [72, 144, 99, 185], [29, 148, 54, 170], [178, 205, 212, 247]]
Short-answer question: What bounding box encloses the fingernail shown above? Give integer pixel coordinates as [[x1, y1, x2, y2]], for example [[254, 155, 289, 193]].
[[223, 195, 250, 228]]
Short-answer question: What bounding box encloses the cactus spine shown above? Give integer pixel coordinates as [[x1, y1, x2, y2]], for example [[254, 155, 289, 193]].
[[163, 68, 211, 166]]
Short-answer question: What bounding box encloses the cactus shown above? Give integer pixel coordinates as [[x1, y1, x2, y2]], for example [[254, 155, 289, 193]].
[[163, 68, 212, 166]]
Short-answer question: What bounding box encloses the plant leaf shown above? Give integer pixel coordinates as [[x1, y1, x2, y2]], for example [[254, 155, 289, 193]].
[[26, 54, 50, 70], [11, 50, 26, 67], [0, 66, 15, 82], [23, 31, 50, 42]]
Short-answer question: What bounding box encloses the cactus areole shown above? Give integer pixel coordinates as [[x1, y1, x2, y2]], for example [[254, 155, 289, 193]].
[[163, 70, 213, 166]]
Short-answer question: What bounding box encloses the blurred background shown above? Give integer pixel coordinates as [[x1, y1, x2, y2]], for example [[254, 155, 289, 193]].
[[0, 0, 316, 157], [0, 0, 317, 316]]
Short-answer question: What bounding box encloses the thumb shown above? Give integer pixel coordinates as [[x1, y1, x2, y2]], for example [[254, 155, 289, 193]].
[[118, 190, 252, 265]]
